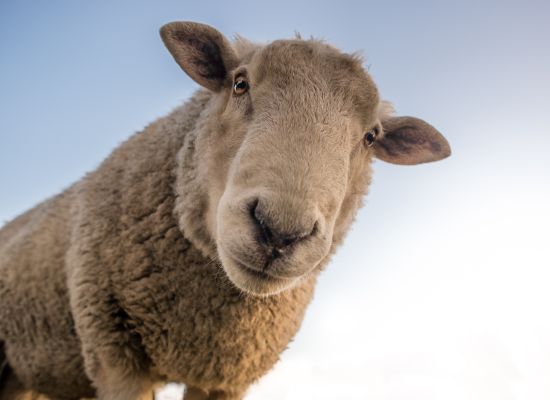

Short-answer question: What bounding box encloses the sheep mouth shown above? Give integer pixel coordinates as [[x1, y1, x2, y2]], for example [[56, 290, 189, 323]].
[[228, 250, 303, 280], [232, 260, 299, 296], [229, 255, 282, 281], [218, 248, 301, 295], [239, 263, 276, 281]]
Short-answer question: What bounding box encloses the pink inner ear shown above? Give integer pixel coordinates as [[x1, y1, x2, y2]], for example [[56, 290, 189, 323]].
[[173, 32, 228, 82], [160, 22, 238, 92], [381, 126, 443, 154], [376, 117, 451, 165]]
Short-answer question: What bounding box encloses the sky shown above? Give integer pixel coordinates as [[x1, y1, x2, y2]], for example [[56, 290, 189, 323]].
[[1, 1, 550, 399]]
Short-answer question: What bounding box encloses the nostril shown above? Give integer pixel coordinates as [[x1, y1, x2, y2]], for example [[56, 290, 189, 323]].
[[250, 199, 274, 245], [308, 220, 319, 239], [249, 199, 317, 252], [249, 199, 260, 222], [280, 235, 301, 248]]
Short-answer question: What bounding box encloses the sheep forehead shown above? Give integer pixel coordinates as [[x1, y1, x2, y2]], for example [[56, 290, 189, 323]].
[[246, 39, 380, 123]]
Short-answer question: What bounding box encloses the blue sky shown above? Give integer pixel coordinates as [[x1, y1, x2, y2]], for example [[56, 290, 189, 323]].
[[1, 1, 550, 399], [1, 0, 549, 222]]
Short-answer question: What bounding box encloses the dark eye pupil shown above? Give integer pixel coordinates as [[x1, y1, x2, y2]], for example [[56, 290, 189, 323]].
[[365, 131, 376, 146], [234, 79, 248, 93]]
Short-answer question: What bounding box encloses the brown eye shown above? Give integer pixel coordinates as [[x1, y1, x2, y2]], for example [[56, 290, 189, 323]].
[[364, 129, 377, 147], [233, 77, 249, 95]]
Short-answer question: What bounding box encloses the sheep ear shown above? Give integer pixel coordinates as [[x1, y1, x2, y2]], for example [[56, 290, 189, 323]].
[[374, 116, 451, 165], [160, 21, 238, 92]]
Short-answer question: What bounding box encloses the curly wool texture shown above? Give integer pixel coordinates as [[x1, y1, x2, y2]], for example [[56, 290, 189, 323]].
[[0, 90, 319, 399]]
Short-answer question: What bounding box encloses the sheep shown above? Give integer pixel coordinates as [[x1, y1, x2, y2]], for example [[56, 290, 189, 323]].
[[0, 21, 451, 400]]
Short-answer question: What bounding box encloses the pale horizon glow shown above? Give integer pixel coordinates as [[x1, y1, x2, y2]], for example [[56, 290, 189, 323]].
[[1, 1, 549, 399]]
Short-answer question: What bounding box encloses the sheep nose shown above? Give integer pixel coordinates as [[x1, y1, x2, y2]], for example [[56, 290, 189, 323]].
[[250, 199, 317, 253]]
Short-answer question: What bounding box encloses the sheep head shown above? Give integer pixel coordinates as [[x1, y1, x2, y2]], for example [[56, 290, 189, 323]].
[[161, 22, 451, 296]]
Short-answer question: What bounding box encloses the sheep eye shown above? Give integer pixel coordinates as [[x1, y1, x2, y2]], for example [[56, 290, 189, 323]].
[[233, 77, 249, 95], [364, 129, 377, 147]]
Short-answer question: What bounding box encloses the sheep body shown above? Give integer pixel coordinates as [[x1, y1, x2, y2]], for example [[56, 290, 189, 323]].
[[0, 22, 451, 399], [0, 91, 315, 399], [0, 189, 93, 398]]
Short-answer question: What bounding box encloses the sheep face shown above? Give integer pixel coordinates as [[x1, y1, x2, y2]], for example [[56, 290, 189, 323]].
[[162, 22, 451, 296]]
